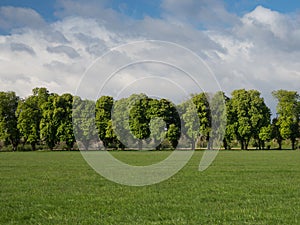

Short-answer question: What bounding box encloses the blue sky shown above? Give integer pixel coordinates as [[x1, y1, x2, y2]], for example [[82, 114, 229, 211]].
[[1, 0, 299, 24], [0, 0, 299, 114]]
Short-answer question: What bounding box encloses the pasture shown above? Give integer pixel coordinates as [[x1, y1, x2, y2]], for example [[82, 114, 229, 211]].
[[1, 151, 300, 224]]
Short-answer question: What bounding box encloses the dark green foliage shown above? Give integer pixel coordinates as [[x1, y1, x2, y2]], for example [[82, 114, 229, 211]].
[[95, 96, 114, 148], [0, 88, 299, 151], [272, 90, 300, 149], [228, 89, 271, 150], [55, 93, 75, 150], [0, 91, 20, 151], [72, 97, 98, 150]]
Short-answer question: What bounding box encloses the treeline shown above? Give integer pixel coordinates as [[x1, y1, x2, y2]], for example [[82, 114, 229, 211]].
[[0, 87, 299, 151]]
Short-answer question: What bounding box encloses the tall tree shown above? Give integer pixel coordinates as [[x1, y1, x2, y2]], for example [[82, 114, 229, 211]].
[[166, 124, 180, 149], [272, 90, 300, 150], [95, 96, 114, 148], [181, 99, 199, 150], [210, 91, 228, 149], [229, 89, 270, 150], [16, 96, 40, 150], [248, 90, 271, 149], [72, 97, 99, 150], [16, 88, 49, 151], [40, 94, 59, 150], [55, 93, 75, 150], [129, 96, 151, 150], [0, 91, 20, 151], [192, 93, 211, 148]]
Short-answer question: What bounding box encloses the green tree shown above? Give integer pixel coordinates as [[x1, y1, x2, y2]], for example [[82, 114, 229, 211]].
[[192, 93, 211, 148], [229, 89, 270, 150], [248, 90, 271, 149], [181, 99, 199, 150], [95, 96, 114, 148], [0, 91, 20, 151], [72, 97, 99, 150], [129, 96, 151, 150], [272, 90, 300, 150], [40, 94, 59, 150], [16, 88, 50, 151], [210, 91, 227, 150], [16, 95, 40, 150], [166, 124, 180, 149], [55, 93, 75, 150]]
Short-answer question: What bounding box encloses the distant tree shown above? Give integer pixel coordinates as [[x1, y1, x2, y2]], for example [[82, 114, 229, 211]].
[[40, 94, 59, 150], [229, 89, 270, 150], [181, 99, 199, 150], [104, 120, 119, 149], [72, 97, 99, 150], [210, 91, 227, 149], [270, 118, 283, 149], [272, 90, 300, 150], [0, 91, 20, 151], [248, 90, 271, 149], [166, 124, 180, 149], [192, 93, 211, 148], [95, 96, 114, 148], [16, 88, 50, 151], [148, 99, 166, 150], [129, 96, 150, 150], [259, 125, 272, 149], [16, 96, 40, 150], [55, 93, 75, 150]]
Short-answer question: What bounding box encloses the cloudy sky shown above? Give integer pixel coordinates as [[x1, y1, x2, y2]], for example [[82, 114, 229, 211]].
[[0, 0, 300, 114]]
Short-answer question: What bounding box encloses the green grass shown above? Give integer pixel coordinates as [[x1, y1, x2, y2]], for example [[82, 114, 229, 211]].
[[1, 151, 300, 224]]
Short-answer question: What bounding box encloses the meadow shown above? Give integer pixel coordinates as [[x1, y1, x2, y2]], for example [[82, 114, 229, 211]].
[[1, 150, 300, 224]]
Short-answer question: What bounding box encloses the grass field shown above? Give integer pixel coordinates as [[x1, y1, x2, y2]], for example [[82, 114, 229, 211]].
[[1, 151, 300, 224]]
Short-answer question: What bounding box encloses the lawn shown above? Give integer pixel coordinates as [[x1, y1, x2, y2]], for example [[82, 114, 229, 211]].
[[0, 150, 300, 224]]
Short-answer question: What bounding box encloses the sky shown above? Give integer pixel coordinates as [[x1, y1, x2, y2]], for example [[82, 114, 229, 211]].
[[0, 0, 300, 115]]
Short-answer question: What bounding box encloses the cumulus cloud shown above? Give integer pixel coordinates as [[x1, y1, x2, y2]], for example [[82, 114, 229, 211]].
[[0, 3, 299, 114], [0, 6, 46, 30], [10, 42, 36, 56], [161, 0, 239, 28], [47, 45, 80, 58]]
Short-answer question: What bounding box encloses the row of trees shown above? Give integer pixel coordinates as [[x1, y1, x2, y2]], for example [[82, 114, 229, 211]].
[[0, 88, 299, 151]]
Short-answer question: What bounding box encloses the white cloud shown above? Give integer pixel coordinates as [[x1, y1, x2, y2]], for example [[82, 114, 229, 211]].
[[161, 0, 239, 28], [0, 6, 46, 30], [0, 3, 299, 115]]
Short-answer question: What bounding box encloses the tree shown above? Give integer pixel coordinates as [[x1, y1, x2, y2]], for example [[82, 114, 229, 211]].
[[166, 124, 180, 149], [259, 125, 272, 149], [95, 96, 114, 148], [16, 88, 50, 151], [16, 95, 40, 150], [148, 98, 166, 150], [129, 96, 151, 150], [248, 90, 271, 149], [229, 89, 270, 150], [72, 97, 99, 150], [181, 99, 199, 150], [0, 91, 20, 151], [210, 91, 227, 150], [40, 94, 59, 150], [272, 90, 300, 150], [55, 93, 75, 150], [192, 93, 211, 148]]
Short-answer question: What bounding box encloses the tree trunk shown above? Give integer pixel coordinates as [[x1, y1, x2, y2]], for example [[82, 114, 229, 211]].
[[191, 138, 195, 150], [277, 139, 282, 150], [138, 140, 142, 150], [223, 139, 228, 150], [240, 140, 245, 150], [292, 139, 295, 150], [31, 143, 36, 151]]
